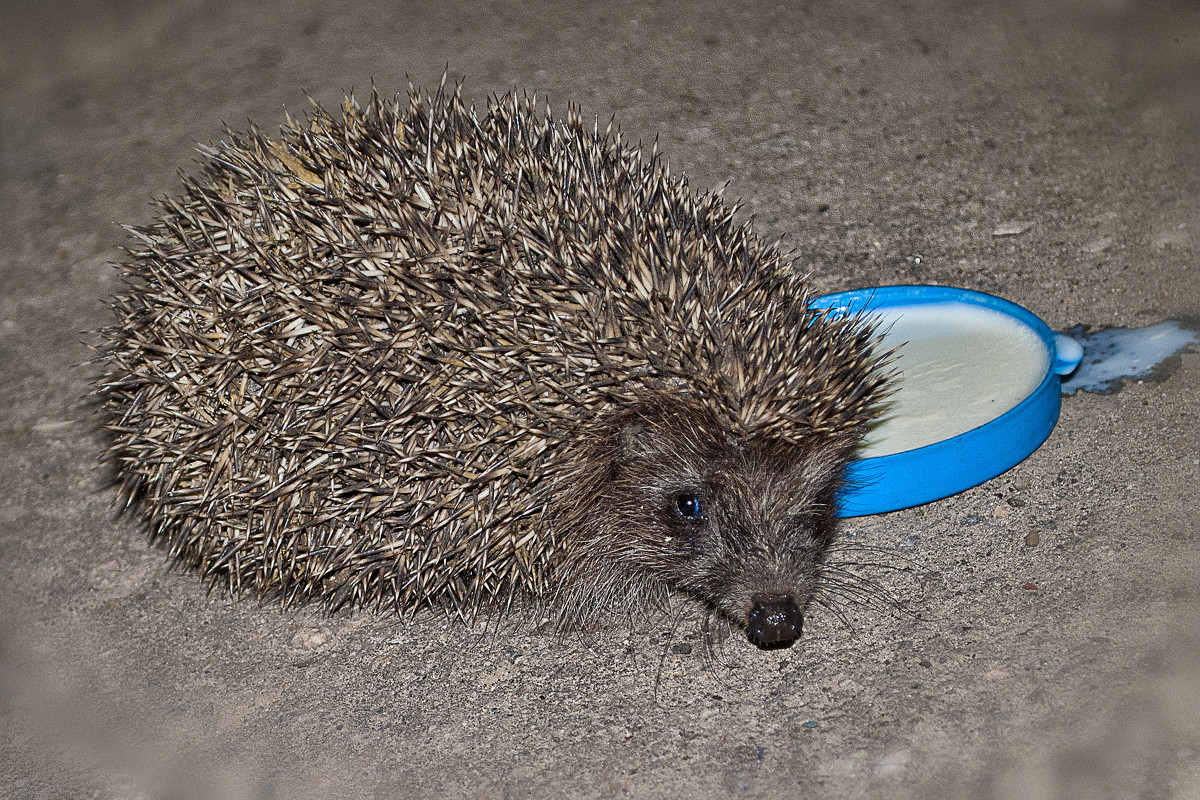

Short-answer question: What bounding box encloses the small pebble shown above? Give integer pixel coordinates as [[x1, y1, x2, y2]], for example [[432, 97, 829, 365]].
[[291, 628, 329, 649], [1025, 530, 1040, 547], [992, 221, 1034, 236], [32, 420, 74, 432], [872, 749, 912, 776], [1021, 582, 1038, 591]]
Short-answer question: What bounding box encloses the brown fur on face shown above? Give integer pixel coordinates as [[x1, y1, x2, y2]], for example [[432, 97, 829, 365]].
[[551, 396, 859, 646]]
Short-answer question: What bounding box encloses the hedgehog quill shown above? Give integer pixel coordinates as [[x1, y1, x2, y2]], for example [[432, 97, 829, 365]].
[[97, 80, 891, 649]]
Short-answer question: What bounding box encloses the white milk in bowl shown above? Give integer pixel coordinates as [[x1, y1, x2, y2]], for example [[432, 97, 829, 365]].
[[860, 302, 1050, 458]]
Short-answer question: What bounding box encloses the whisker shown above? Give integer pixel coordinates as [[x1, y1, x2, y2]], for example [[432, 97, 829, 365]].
[[653, 600, 691, 705], [699, 612, 738, 688], [810, 595, 860, 637]]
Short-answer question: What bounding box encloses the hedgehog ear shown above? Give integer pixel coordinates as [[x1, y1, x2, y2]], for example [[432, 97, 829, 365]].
[[618, 422, 649, 459], [616, 421, 663, 462]]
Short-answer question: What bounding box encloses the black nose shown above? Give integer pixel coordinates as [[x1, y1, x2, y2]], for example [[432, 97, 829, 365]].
[[746, 594, 803, 649]]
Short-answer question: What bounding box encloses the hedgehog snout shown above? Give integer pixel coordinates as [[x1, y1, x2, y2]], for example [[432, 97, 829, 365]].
[[746, 593, 804, 649]]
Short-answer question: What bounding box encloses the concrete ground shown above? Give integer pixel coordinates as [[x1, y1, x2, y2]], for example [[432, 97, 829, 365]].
[[2, 1, 1198, 798]]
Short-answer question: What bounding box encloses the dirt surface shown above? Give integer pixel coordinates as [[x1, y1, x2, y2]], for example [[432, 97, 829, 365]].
[[2, 1, 1198, 798]]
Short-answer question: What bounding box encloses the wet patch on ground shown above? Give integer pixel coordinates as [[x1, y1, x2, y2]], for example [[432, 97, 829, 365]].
[[1060, 319, 1200, 395]]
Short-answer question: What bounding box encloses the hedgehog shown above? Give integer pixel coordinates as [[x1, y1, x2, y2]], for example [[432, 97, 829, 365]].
[[97, 79, 890, 649]]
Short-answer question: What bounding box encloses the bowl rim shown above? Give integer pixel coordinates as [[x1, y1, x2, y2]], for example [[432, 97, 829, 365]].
[[810, 285, 1078, 517]]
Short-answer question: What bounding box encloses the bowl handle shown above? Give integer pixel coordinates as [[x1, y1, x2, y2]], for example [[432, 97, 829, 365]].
[[1052, 333, 1084, 376]]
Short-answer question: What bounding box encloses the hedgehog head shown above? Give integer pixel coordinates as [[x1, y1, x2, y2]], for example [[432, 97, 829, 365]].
[[548, 390, 866, 649]]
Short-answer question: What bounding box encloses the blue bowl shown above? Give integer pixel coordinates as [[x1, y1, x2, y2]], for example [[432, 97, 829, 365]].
[[810, 286, 1083, 517]]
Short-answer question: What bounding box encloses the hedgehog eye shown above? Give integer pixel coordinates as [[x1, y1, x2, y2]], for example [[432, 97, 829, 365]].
[[674, 492, 704, 521]]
